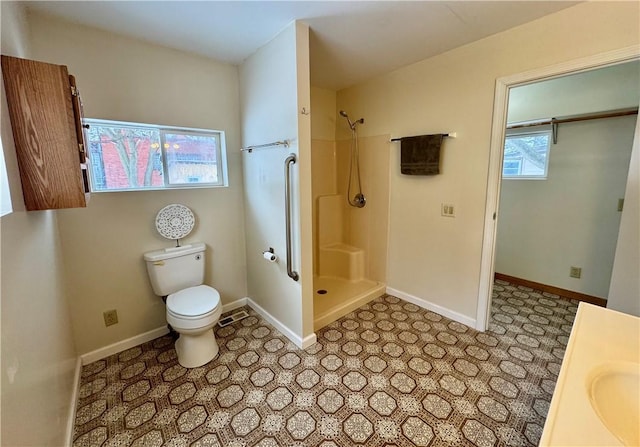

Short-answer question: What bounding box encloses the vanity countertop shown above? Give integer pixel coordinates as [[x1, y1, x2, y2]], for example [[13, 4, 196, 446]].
[[540, 302, 640, 446]]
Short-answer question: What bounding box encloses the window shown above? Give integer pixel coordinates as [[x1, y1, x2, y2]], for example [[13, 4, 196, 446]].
[[502, 130, 551, 179], [85, 119, 227, 192]]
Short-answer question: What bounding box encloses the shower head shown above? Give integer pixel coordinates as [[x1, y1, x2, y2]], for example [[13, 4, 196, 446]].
[[339, 110, 364, 130]]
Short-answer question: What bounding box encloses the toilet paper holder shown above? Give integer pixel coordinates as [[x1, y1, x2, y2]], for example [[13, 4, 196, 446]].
[[262, 247, 277, 262]]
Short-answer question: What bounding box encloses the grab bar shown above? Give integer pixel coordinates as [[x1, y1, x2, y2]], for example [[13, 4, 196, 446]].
[[241, 140, 289, 153], [284, 153, 299, 281]]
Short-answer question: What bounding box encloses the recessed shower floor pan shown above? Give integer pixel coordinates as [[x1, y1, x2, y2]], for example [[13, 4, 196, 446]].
[[313, 276, 386, 330]]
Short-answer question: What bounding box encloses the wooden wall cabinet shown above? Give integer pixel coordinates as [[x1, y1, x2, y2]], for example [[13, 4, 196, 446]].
[[1, 55, 89, 211]]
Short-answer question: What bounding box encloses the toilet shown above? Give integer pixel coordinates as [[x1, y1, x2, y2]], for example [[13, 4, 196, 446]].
[[144, 242, 222, 368]]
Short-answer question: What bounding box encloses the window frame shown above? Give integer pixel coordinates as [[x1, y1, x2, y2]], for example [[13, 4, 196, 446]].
[[84, 118, 228, 193], [502, 128, 552, 180]]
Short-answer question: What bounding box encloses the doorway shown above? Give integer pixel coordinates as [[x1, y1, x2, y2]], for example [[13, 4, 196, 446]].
[[476, 47, 640, 330]]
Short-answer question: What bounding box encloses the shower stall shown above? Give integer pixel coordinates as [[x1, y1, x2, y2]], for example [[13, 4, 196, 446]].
[[311, 106, 390, 329]]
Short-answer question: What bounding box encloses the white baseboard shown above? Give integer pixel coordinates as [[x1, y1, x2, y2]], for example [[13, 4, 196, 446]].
[[246, 297, 317, 349], [300, 333, 318, 349], [79, 296, 312, 365], [222, 297, 248, 313], [65, 357, 82, 447], [386, 287, 477, 328], [80, 326, 170, 365]]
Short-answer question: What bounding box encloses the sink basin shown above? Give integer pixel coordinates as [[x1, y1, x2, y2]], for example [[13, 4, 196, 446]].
[[587, 362, 640, 446]]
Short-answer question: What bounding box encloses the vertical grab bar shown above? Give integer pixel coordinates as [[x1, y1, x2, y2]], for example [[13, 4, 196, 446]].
[[284, 153, 299, 281]]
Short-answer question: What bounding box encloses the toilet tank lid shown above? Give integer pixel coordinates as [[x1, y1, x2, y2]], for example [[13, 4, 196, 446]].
[[167, 285, 220, 317], [144, 242, 205, 262]]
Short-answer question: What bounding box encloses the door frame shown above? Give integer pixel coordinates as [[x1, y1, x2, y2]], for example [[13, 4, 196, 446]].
[[476, 45, 640, 331]]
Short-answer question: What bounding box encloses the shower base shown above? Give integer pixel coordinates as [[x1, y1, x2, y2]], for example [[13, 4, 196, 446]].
[[313, 276, 386, 330]]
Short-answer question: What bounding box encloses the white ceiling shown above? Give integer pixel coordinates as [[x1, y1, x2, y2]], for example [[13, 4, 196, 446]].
[[26, 1, 578, 91]]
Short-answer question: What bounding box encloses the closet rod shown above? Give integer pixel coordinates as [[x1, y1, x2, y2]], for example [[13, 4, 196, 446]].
[[241, 140, 289, 153], [507, 107, 638, 130]]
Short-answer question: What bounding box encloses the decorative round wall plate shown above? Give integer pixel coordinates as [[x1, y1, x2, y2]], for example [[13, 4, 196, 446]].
[[155, 204, 195, 240]]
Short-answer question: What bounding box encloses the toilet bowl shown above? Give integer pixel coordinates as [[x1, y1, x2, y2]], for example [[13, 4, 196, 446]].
[[166, 285, 222, 368]]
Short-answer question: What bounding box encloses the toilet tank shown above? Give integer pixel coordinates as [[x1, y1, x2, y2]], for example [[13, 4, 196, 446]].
[[143, 242, 206, 296]]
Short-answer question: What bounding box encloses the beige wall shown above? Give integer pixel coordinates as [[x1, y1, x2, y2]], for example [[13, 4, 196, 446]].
[[240, 22, 314, 342], [28, 12, 247, 354], [1, 3, 78, 445], [336, 1, 640, 323]]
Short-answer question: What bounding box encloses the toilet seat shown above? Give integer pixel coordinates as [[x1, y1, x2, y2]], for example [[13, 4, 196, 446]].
[[167, 285, 220, 317], [167, 285, 221, 330]]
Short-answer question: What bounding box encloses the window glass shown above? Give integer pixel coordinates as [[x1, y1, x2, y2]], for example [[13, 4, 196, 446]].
[[85, 119, 226, 192], [503, 131, 551, 179], [163, 132, 221, 185]]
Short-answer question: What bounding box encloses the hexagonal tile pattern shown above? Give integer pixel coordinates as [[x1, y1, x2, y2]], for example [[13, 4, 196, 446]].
[[364, 355, 387, 373], [237, 350, 260, 368], [266, 386, 293, 411], [478, 396, 509, 422], [423, 393, 453, 419], [462, 419, 498, 447], [169, 382, 196, 405], [216, 384, 244, 408], [439, 374, 467, 396], [390, 372, 416, 393], [74, 280, 577, 447], [278, 352, 301, 369], [341, 370, 366, 391], [369, 391, 397, 416], [320, 354, 343, 371], [343, 413, 373, 443], [230, 408, 260, 436], [120, 361, 146, 380], [296, 369, 320, 389], [162, 364, 186, 382], [402, 416, 434, 446], [250, 367, 275, 387], [125, 402, 156, 429], [317, 389, 345, 414], [177, 405, 207, 433], [286, 411, 316, 440], [75, 399, 107, 425]]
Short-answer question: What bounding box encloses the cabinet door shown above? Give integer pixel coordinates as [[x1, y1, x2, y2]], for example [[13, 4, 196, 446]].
[[1, 55, 87, 210]]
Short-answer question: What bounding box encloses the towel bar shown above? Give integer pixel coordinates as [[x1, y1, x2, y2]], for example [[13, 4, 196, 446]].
[[390, 132, 456, 142]]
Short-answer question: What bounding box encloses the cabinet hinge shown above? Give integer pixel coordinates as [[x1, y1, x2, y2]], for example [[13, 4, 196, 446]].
[[78, 143, 85, 154], [70, 85, 78, 97]]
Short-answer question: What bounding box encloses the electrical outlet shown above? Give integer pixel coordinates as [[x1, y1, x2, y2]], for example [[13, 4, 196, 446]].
[[441, 203, 456, 217], [569, 266, 582, 279], [103, 309, 118, 327]]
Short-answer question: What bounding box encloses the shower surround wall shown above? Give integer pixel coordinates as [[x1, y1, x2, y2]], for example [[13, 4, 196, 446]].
[[312, 136, 390, 283], [311, 131, 391, 326], [336, 136, 390, 282]]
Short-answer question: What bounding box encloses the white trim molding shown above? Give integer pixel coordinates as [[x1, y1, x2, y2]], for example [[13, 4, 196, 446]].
[[222, 297, 248, 314], [80, 326, 170, 365], [387, 287, 476, 329], [477, 45, 640, 331], [65, 357, 83, 447], [79, 298, 250, 365], [246, 297, 317, 349]]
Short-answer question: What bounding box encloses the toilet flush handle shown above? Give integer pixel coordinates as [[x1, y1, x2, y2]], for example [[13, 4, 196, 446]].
[[153, 261, 165, 266]]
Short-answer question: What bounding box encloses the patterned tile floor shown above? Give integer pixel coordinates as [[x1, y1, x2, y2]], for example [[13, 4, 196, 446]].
[[73, 280, 578, 446]]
